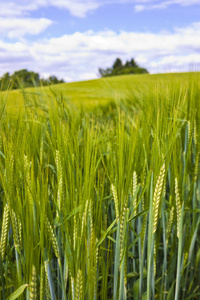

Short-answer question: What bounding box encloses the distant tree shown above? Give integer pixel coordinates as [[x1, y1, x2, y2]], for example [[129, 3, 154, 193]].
[[39, 78, 49, 86], [98, 68, 112, 77], [124, 58, 138, 68], [11, 69, 40, 89], [112, 58, 123, 69], [0, 69, 65, 91], [99, 58, 148, 77], [48, 76, 59, 84], [48, 75, 64, 85], [0, 72, 11, 90]]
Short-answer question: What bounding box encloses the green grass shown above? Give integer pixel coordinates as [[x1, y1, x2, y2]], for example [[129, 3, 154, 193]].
[[3, 72, 200, 108], [0, 72, 200, 299]]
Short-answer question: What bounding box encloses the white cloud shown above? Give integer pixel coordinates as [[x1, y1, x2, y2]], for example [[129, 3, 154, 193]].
[[0, 2, 39, 17], [0, 23, 200, 81], [1, 0, 200, 20], [0, 0, 101, 18], [133, 0, 200, 12], [46, 0, 100, 18], [0, 17, 53, 38], [134, 5, 146, 12]]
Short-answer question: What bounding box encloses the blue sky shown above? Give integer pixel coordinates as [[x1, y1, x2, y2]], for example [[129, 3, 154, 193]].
[[0, 0, 200, 81]]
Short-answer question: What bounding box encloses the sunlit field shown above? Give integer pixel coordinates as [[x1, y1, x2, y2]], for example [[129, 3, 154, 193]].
[[0, 72, 200, 299]]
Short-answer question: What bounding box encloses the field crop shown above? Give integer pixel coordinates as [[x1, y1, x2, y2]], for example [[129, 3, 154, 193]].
[[0, 72, 200, 299]]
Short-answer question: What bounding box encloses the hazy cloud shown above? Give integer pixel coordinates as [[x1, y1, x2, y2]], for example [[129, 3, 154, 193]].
[[1, 0, 200, 19], [0, 2, 39, 17], [134, 0, 200, 12], [0, 0, 100, 18], [0, 22, 200, 81], [44, 0, 100, 18], [0, 17, 53, 38]]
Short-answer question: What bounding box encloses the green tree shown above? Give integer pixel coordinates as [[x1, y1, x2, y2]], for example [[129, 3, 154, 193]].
[[0, 69, 65, 90], [98, 68, 112, 77], [48, 76, 64, 85], [0, 72, 11, 90], [112, 58, 123, 69], [11, 69, 40, 89], [99, 57, 148, 78], [124, 58, 138, 68]]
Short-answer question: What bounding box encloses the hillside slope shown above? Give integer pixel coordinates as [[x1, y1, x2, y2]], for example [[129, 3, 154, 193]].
[[1, 72, 200, 109]]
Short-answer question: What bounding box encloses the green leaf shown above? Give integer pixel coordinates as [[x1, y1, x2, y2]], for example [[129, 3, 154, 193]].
[[46, 261, 56, 300], [167, 280, 176, 300], [65, 205, 83, 221], [96, 219, 117, 248], [44, 164, 56, 174], [185, 208, 200, 213], [128, 208, 149, 222], [195, 248, 200, 266], [113, 221, 120, 300], [0, 150, 5, 159], [127, 272, 139, 278], [7, 284, 28, 300]]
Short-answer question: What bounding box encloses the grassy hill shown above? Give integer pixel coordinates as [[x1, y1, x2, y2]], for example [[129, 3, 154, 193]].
[[1, 72, 200, 109], [0, 72, 200, 299]]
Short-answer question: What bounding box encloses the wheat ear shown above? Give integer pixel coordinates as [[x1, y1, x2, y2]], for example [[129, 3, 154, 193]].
[[75, 269, 83, 300], [120, 205, 127, 261], [29, 265, 37, 300], [111, 184, 119, 220], [44, 263, 50, 300], [0, 203, 10, 259], [40, 265, 44, 300], [132, 171, 137, 215], [194, 151, 199, 182], [45, 217, 60, 258], [167, 206, 174, 244], [175, 178, 181, 238], [55, 150, 63, 214], [153, 163, 165, 233]]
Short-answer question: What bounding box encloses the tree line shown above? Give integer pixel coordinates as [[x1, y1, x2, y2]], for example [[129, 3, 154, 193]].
[[0, 58, 148, 91], [99, 58, 148, 77], [0, 69, 65, 91]]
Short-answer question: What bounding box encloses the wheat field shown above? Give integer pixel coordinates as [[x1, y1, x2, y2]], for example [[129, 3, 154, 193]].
[[0, 73, 200, 299]]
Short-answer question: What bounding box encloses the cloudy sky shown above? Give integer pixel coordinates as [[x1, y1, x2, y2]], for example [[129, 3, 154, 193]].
[[0, 0, 200, 82]]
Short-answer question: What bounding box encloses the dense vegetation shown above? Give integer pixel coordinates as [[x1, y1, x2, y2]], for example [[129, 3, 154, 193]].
[[0, 73, 200, 299], [0, 69, 64, 91], [99, 58, 148, 77]]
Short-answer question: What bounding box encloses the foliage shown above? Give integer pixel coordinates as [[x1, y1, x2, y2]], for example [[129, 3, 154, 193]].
[[0, 73, 200, 299], [99, 57, 148, 77], [0, 69, 64, 91]]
